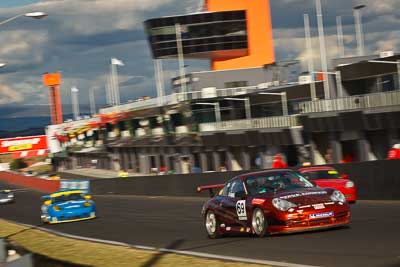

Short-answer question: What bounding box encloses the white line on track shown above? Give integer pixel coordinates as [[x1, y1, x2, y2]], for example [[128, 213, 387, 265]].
[[9, 220, 319, 267]]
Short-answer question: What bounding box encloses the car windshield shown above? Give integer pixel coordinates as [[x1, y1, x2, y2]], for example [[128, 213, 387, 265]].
[[301, 170, 340, 180], [245, 171, 314, 195], [52, 193, 85, 203]]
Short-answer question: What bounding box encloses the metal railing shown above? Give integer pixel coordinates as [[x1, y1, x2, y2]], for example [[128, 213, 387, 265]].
[[297, 90, 400, 113], [99, 94, 179, 114], [99, 85, 278, 114], [199, 115, 300, 132]]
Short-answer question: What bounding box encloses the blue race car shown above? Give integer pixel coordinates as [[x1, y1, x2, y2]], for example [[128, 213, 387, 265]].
[[41, 190, 96, 224]]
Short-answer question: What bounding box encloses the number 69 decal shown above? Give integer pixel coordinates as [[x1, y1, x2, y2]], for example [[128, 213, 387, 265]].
[[236, 200, 247, 221]]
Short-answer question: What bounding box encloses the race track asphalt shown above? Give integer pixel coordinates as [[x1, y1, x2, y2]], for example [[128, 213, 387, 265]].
[[1, 181, 399, 267]]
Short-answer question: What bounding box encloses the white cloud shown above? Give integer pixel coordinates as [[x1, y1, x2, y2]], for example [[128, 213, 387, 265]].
[[34, 0, 177, 34], [0, 30, 48, 63], [0, 83, 23, 104]]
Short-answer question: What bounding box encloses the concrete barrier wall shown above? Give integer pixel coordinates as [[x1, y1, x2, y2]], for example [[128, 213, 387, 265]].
[[0, 172, 60, 193], [58, 160, 400, 200], [330, 160, 400, 200]]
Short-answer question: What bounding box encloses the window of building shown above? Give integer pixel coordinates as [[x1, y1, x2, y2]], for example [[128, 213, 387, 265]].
[[224, 81, 248, 88]]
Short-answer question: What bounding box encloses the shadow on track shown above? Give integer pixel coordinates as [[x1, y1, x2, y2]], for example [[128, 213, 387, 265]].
[[139, 239, 185, 267]]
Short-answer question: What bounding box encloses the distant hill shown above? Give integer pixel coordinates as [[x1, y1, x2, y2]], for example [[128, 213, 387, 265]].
[[0, 117, 51, 131], [0, 128, 45, 138]]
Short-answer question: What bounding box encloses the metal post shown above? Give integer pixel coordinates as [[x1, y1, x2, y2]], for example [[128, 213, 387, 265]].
[[335, 71, 343, 97], [157, 59, 165, 104], [154, 59, 162, 106], [105, 75, 111, 105], [281, 92, 288, 116], [112, 63, 120, 105], [244, 97, 251, 120], [109, 64, 116, 105], [354, 6, 365, 56], [336, 16, 345, 57], [315, 0, 330, 99], [71, 87, 79, 120], [175, 23, 187, 100], [89, 88, 96, 115], [397, 60, 400, 90], [304, 14, 317, 100], [215, 103, 221, 123]]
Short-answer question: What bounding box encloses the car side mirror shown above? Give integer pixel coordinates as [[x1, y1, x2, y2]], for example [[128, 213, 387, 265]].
[[84, 195, 92, 200], [235, 191, 246, 198], [341, 174, 348, 179]]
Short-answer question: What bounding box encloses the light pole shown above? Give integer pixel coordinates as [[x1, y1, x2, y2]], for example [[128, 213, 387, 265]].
[[336, 16, 345, 58], [224, 97, 251, 119], [0, 12, 47, 27], [315, 0, 330, 99], [71, 87, 80, 120], [303, 14, 317, 101], [89, 88, 96, 116], [195, 102, 221, 123], [110, 58, 124, 106], [154, 59, 165, 106], [175, 23, 187, 100], [354, 5, 366, 57], [368, 60, 400, 90], [313, 71, 344, 98], [259, 92, 289, 116]]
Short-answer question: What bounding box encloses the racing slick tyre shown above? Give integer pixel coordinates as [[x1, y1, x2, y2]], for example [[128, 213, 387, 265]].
[[252, 208, 268, 238], [205, 210, 221, 239]]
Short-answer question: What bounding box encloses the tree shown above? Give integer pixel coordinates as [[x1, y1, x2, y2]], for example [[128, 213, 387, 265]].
[[10, 158, 28, 170]]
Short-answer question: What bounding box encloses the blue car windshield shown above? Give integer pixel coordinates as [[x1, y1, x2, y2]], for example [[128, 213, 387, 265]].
[[52, 193, 85, 203], [246, 171, 314, 196]]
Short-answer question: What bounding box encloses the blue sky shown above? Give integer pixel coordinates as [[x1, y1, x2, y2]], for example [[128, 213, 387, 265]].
[[0, 0, 399, 119], [0, 0, 38, 8]]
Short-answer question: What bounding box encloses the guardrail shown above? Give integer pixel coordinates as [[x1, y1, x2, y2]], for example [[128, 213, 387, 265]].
[[199, 115, 300, 132], [297, 90, 400, 113]]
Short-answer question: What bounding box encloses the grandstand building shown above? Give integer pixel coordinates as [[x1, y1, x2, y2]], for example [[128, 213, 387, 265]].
[[49, 0, 400, 174]]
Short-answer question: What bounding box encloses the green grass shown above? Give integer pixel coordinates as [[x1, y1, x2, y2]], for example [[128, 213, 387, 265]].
[[0, 219, 269, 267]]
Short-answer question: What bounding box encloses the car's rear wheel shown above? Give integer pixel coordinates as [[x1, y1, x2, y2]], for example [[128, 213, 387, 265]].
[[205, 210, 221, 239], [252, 208, 268, 237]]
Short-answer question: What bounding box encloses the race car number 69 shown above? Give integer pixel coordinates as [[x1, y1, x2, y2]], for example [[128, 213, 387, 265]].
[[236, 200, 246, 217]]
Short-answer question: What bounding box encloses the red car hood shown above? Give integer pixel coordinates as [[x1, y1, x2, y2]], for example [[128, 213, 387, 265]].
[[313, 179, 347, 188], [257, 188, 334, 206]]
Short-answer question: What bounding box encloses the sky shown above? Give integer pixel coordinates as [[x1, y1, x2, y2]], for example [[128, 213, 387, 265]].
[[0, 0, 399, 118]]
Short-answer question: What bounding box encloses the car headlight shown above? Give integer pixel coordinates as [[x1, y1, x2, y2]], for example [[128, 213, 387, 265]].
[[41, 205, 48, 213], [272, 198, 297, 211], [331, 190, 346, 203], [345, 181, 354, 188], [53, 205, 62, 211], [7, 194, 13, 199], [84, 202, 91, 207]]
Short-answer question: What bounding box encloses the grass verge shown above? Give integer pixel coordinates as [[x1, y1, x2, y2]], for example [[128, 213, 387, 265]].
[[0, 219, 268, 267]]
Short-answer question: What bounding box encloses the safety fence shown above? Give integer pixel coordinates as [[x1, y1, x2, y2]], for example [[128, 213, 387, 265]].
[[297, 90, 400, 114], [60, 159, 400, 200], [199, 115, 300, 132]]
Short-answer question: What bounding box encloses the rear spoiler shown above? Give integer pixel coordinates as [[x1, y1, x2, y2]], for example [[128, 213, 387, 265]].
[[196, 184, 225, 197]]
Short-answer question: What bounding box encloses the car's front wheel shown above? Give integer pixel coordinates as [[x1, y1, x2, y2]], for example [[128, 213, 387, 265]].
[[205, 210, 221, 239], [252, 208, 268, 237]]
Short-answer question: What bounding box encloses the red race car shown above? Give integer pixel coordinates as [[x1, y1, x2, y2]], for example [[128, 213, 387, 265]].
[[197, 169, 350, 238], [298, 166, 357, 203]]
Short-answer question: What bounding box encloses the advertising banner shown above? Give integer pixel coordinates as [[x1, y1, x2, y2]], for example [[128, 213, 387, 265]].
[[0, 135, 47, 154]]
